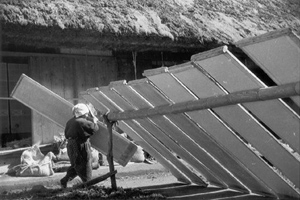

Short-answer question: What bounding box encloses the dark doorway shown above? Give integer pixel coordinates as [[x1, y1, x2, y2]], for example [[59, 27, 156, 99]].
[[0, 63, 32, 147]]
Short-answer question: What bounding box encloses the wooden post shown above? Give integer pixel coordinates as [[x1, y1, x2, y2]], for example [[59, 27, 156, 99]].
[[104, 115, 117, 190], [74, 170, 117, 189]]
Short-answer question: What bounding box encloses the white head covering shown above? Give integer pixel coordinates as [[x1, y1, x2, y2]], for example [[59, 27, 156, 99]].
[[72, 103, 89, 118]]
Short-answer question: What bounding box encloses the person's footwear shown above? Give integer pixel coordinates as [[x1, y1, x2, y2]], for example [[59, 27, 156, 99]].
[[144, 159, 154, 164], [60, 179, 67, 189]]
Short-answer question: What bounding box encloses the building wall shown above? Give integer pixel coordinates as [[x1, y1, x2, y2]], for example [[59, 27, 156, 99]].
[[28, 55, 118, 144], [115, 51, 192, 81]]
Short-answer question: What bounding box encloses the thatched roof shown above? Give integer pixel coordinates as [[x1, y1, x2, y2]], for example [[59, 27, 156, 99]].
[[1, 0, 300, 52]]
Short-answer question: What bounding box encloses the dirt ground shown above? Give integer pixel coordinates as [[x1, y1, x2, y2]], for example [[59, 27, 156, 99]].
[[0, 161, 280, 200], [0, 161, 179, 199]]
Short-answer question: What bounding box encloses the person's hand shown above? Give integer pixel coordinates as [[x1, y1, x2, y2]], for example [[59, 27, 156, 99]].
[[103, 113, 117, 126], [93, 117, 99, 124]]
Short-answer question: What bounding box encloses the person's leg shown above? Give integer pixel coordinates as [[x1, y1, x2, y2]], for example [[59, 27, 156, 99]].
[[76, 158, 92, 183], [76, 142, 93, 183], [60, 139, 79, 188], [60, 167, 77, 188]]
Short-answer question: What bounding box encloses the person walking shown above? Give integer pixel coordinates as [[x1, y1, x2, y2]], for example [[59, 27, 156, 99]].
[[60, 103, 99, 188]]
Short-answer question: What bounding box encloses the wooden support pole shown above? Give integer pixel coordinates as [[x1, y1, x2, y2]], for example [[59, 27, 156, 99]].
[[107, 81, 300, 121], [104, 115, 117, 190], [74, 170, 117, 189]]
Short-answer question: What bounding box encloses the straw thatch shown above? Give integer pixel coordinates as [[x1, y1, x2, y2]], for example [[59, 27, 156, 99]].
[[1, 0, 300, 51]]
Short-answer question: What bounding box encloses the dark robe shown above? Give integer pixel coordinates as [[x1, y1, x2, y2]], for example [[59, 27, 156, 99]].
[[61, 116, 99, 185]]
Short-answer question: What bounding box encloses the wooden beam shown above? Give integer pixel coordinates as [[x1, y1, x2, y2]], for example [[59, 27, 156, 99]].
[[1, 51, 112, 58], [74, 170, 117, 189], [107, 81, 300, 121]]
